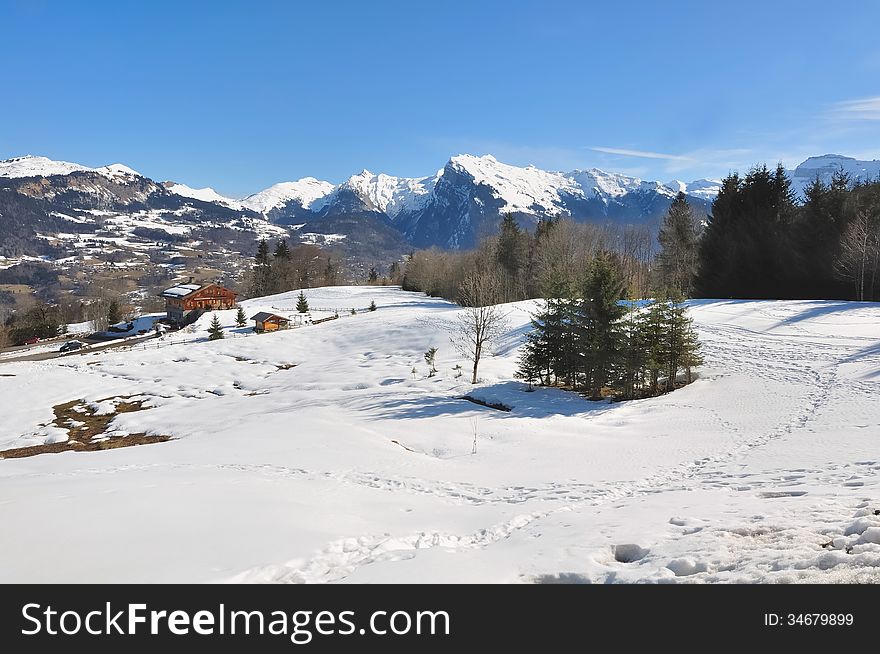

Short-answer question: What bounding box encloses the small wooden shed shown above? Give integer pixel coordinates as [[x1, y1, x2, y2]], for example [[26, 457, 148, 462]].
[[251, 312, 291, 332]]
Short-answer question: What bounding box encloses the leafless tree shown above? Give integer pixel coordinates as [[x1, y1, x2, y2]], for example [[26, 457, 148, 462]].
[[837, 210, 880, 301], [531, 220, 606, 295], [450, 269, 509, 384]]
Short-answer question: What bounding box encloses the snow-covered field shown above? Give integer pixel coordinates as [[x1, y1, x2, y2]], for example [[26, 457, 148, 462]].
[[0, 286, 878, 583]]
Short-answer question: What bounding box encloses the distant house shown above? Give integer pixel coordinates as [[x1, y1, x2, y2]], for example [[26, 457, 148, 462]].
[[160, 282, 237, 326], [251, 312, 291, 333]]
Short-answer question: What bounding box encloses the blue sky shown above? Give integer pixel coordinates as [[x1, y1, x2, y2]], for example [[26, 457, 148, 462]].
[[3, 0, 880, 196]]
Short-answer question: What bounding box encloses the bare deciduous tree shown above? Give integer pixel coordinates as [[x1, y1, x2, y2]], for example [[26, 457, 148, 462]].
[[450, 270, 509, 384], [837, 210, 880, 301]]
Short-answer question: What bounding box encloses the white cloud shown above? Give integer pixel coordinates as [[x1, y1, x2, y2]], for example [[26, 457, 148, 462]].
[[830, 96, 880, 121], [587, 146, 692, 161]]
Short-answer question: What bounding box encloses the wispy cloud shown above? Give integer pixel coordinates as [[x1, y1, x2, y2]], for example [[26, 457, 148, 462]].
[[587, 146, 692, 161], [829, 96, 880, 121]]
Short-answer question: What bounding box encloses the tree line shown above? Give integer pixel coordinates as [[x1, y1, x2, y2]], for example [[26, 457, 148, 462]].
[[697, 166, 880, 300], [402, 166, 880, 305], [247, 238, 338, 298], [1, 295, 133, 346], [403, 215, 655, 304]]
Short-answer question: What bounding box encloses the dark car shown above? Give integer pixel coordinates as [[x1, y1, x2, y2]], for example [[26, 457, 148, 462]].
[[24, 337, 40, 345], [59, 341, 83, 353]]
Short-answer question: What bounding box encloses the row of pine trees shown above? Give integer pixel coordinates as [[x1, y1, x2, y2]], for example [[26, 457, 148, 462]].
[[696, 167, 880, 300], [515, 253, 702, 400]]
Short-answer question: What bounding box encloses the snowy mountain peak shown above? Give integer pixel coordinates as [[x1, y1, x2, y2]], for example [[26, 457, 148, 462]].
[[0, 155, 93, 178], [240, 178, 336, 214], [0, 155, 141, 180], [326, 169, 435, 217], [790, 154, 880, 197], [445, 153, 579, 215], [164, 182, 242, 209], [98, 163, 140, 177]]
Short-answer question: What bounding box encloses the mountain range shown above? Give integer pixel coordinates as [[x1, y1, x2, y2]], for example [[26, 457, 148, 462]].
[[2, 153, 879, 261]]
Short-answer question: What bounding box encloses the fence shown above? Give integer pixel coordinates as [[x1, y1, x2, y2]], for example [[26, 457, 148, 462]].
[[100, 305, 371, 353], [114, 331, 249, 352]]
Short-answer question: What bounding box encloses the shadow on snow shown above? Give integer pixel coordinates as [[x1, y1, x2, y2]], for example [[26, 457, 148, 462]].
[[370, 380, 617, 421]]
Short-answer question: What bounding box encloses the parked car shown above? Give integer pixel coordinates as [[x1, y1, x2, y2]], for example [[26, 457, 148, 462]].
[[59, 341, 83, 353], [24, 337, 40, 345]]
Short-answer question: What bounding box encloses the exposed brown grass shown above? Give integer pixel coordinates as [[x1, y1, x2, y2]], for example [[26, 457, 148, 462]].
[[0, 396, 171, 460]]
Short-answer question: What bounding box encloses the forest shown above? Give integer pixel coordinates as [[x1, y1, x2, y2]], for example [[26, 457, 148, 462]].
[[398, 164, 880, 398]]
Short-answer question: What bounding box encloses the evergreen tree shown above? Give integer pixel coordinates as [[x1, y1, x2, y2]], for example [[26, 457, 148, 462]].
[[255, 238, 270, 266], [296, 291, 309, 313], [271, 239, 292, 293], [235, 306, 247, 327], [514, 342, 540, 390], [368, 300, 377, 311], [526, 217, 557, 297], [696, 165, 797, 299], [250, 239, 273, 297], [656, 192, 700, 296], [662, 293, 689, 392], [368, 267, 378, 283], [578, 252, 626, 398], [274, 239, 290, 260], [641, 298, 670, 395], [696, 173, 741, 298], [107, 300, 121, 326], [680, 320, 704, 384], [495, 213, 528, 301], [496, 214, 527, 275], [207, 314, 224, 340], [615, 300, 647, 399], [527, 291, 569, 386]]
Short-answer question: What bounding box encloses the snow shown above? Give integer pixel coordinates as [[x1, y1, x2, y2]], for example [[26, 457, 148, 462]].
[[96, 163, 140, 178], [166, 182, 243, 209], [449, 154, 582, 215], [790, 154, 880, 198], [0, 155, 93, 178], [685, 178, 723, 199], [0, 155, 140, 179], [446, 154, 718, 216], [235, 154, 721, 222], [241, 178, 335, 214], [160, 283, 202, 298], [324, 170, 438, 217], [65, 320, 93, 334], [297, 232, 347, 245], [98, 314, 165, 338], [1, 288, 878, 583]]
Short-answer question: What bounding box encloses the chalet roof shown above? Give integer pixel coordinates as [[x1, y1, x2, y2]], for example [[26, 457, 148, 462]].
[[159, 283, 237, 299], [160, 283, 202, 299], [251, 312, 289, 323]]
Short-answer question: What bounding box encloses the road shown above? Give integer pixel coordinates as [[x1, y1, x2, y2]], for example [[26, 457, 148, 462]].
[[0, 332, 162, 364]]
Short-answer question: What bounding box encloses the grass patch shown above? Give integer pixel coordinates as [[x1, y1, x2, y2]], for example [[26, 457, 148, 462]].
[[0, 396, 171, 459]]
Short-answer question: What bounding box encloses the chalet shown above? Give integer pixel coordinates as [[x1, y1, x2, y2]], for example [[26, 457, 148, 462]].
[[160, 282, 238, 326], [251, 312, 291, 332]]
